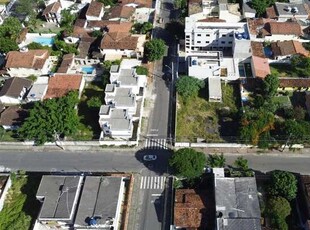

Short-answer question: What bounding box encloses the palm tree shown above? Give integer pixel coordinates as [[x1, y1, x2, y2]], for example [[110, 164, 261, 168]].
[[207, 153, 226, 168]]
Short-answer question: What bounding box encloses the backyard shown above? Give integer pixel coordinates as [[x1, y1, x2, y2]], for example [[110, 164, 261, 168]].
[[270, 64, 299, 78], [0, 173, 41, 230], [176, 83, 240, 142]]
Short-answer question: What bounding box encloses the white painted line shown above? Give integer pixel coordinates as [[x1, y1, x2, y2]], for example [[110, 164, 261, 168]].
[[150, 176, 153, 189], [147, 134, 159, 137], [160, 177, 165, 189], [144, 139, 147, 147], [151, 194, 162, 196], [143, 176, 147, 189], [154, 177, 157, 189], [150, 129, 158, 132], [147, 176, 151, 189], [157, 177, 160, 189], [140, 176, 144, 189]]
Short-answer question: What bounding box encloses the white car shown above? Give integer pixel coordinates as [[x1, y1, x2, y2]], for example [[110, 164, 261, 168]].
[[143, 155, 157, 161]]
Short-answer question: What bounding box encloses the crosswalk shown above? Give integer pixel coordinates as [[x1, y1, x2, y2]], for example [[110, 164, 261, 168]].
[[140, 176, 166, 190], [144, 138, 168, 149]]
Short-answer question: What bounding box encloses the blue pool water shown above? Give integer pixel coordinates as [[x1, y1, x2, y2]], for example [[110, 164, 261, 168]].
[[33, 37, 55, 46], [81, 66, 95, 74], [264, 46, 273, 58]]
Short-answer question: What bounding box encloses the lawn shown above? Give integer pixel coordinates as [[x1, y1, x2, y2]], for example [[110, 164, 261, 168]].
[[0, 0, 10, 3], [272, 95, 291, 107], [270, 64, 298, 78], [70, 82, 104, 140], [176, 83, 240, 142], [0, 173, 41, 230]]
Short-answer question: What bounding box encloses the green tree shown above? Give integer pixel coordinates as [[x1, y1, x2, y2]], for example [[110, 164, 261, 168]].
[[60, 9, 76, 30], [16, 0, 44, 15], [269, 170, 297, 201], [291, 55, 310, 77], [18, 91, 80, 145], [251, 0, 269, 16], [132, 22, 153, 34], [284, 119, 307, 146], [169, 148, 206, 180], [53, 39, 78, 54], [0, 37, 18, 53], [135, 66, 148, 75], [87, 97, 102, 109], [0, 17, 22, 40], [27, 42, 46, 50], [262, 74, 279, 99], [144, 39, 166, 62], [176, 75, 205, 100], [293, 106, 306, 121], [266, 196, 291, 230], [98, 0, 118, 6], [206, 153, 226, 168], [92, 30, 103, 38], [233, 156, 254, 177]]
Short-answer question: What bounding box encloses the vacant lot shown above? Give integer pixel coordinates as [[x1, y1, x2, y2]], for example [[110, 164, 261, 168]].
[[270, 64, 298, 78], [0, 174, 41, 230], [176, 83, 240, 142]]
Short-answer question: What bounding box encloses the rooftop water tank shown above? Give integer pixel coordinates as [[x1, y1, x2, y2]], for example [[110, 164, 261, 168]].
[[192, 60, 197, 65]]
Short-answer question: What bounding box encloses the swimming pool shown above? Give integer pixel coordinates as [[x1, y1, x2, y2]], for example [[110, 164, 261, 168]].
[[33, 37, 55, 46], [81, 66, 95, 74]]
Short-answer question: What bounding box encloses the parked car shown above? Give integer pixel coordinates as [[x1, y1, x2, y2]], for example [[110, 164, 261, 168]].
[[143, 155, 157, 161]]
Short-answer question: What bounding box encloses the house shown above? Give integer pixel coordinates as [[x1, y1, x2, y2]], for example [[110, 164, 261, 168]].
[[57, 54, 76, 73], [251, 56, 271, 79], [120, 0, 154, 23], [270, 40, 309, 61], [35, 175, 126, 230], [44, 74, 85, 99], [100, 32, 146, 60], [74, 176, 126, 229], [107, 5, 135, 21], [42, 1, 62, 24], [0, 77, 32, 104], [75, 37, 96, 61], [214, 168, 261, 230], [36, 176, 83, 228], [174, 189, 208, 229], [208, 77, 222, 102], [269, 2, 309, 22], [0, 174, 11, 212], [85, 0, 104, 21], [242, 2, 256, 18], [26, 77, 49, 102], [0, 106, 28, 130], [5, 50, 51, 77], [99, 106, 134, 140]]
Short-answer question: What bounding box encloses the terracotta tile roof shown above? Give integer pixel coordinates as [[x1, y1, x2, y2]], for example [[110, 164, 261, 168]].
[[247, 18, 266, 35], [266, 6, 277, 19], [252, 56, 271, 79], [57, 54, 75, 73], [109, 5, 134, 19], [106, 22, 133, 33], [45, 74, 83, 99], [293, 40, 309, 57], [119, 0, 152, 8], [174, 189, 207, 229], [87, 20, 119, 28], [0, 106, 28, 126], [5, 50, 49, 69], [265, 21, 302, 36], [72, 25, 92, 38], [74, 19, 86, 28], [251, 41, 265, 58], [0, 77, 32, 98], [100, 32, 138, 50], [86, 1, 104, 17], [42, 1, 61, 16], [271, 40, 309, 57], [198, 17, 226, 22], [279, 78, 310, 88]]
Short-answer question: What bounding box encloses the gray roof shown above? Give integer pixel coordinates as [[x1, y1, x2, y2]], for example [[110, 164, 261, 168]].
[[99, 105, 110, 115], [243, 2, 256, 13], [215, 177, 260, 219], [36, 176, 82, 221], [105, 84, 115, 92], [106, 87, 136, 108], [119, 69, 138, 86], [275, 2, 308, 16], [0, 77, 32, 98], [110, 65, 119, 73], [208, 77, 222, 100], [27, 84, 48, 101], [75, 177, 123, 227], [108, 108, 132, 131], [222, 218, 261, 230]]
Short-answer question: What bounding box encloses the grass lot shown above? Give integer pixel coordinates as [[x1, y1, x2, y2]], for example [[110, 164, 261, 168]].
[[69, 82, 104, 140], [0, 174, 41, 230], [0, 130, 20, 142], [270, 64, 298, 78], [176, 83, 240, 142], [0, 0, 10, 3], [272, 95, 291, 107]]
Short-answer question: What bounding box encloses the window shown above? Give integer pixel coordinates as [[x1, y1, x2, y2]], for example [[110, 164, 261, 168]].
[[197, 41, 201, 43], [228, 41, 232, 44], [197, 34, 201, 36], [206, 41, 210, 43], [186, 35, 190, 38], [221, 41, 225, 44], [229, 34, 233, 37], [223, 34, 226, 37], [206, 34, 210, 37]]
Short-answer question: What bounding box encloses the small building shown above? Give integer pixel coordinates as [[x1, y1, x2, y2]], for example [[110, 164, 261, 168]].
[[108, 5, 135, 22], [42, 1, 62, 24], [242, 2, 256, 19], [44, 74, 85, 99], [57, 54, 76, 74], [5, 50, 51, 77], [26, 77, 49, 102], [0, 106, 28, 130], [85, 1, 104, 21], [273, 2, 309, 22], [208, 77, 222, 102], [0, 77, 32, 104], [36, 176, 83, 228], [214, 169, 262, 230], [251, 56, 271, 79], [270, 40, 309, 62]]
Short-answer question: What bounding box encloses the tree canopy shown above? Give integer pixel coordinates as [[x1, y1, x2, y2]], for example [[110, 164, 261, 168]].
[[262, 74, 279, 99], [144, 39, 166, 62], [60, 9, 77, 31], [0, 17, 22, 41], [169, 148, 206, 180], [291, 55, 310, 77], [0, 37, 18, 53], [233, 156, 254, 177], [206, 153, 226, 168], [266, 196, 291, 230], [269, 170, 297, 201], [132, 22, 153, 34], [176, 75, 205, 100], [18, 91, 80, 145]]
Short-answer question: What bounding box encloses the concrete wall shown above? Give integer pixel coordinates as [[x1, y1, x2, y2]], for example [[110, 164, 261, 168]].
[[0, 175, 11, 211]]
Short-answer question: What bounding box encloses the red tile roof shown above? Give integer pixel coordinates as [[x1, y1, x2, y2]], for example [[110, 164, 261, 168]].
[[252, 56, 271, 79], [42, 2, 61, 16], [251, 42, 265, 58], [279, 78, 310, 88], [119, 0, 152, 8], [45, 74, 83, 99], [5, 50, 49, 69], [86, 1, 104, 17], [0, 106, 28, 126], [100, 32, 139, 50], [266, 21, 302, 36], [109, 5, 135, 19]]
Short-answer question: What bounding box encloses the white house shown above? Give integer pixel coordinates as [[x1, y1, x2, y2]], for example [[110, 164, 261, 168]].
[[0, 77, 32, 104], [85, 1, 104, 21], [42, 1, 62, 24], [5, 49, 52, 77]]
